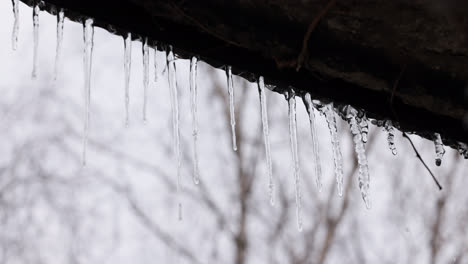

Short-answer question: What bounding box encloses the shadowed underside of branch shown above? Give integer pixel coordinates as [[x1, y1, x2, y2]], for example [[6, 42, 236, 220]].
[[21, 0, 468, 150]]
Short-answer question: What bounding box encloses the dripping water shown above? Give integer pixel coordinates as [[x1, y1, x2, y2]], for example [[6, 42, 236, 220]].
[[258, 76, 274, 205], [190, 56, 200, 185]]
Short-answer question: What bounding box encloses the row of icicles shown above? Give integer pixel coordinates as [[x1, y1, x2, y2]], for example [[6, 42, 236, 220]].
[[11, 2, 453, 231]]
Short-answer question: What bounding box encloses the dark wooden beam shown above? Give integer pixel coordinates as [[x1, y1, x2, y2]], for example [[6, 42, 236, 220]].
[[21, 0, 468, 153]]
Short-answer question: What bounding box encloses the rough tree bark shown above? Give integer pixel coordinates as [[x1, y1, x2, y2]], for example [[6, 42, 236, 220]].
[[21, 0, 468, 150]]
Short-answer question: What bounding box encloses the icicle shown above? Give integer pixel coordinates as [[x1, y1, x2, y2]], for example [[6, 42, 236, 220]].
[[323, 104, 344, 196], [11, 0, 19, 50], [303, 93, 323, 191], [345, 105, 371, 208], [258, 77, 274, 205], [32, 3, 40, 79], [53, 9, 65, 81], [358, 113, 369, 144], [286, 89, 303, 232], [123, 33, 132, 126], [384, 120, 397, 155], [190, 56, 200, 185], [434, 133, 445, 166], [82, 18, 94, 166], [167, 46, 182, 219], [226, 66, 237, 151], [142, 37, 149, 123], [154, 47, 158, 82]]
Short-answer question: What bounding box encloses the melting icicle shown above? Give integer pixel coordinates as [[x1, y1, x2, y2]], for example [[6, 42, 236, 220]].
[[82, 18, 94, 166], [434, 133, 445, 166], [11, 0, 19, 50], [286, 89, 303, 232], [123, 33, 132, 126], [323, 104, 344, 196], [142, 37, 149, 123], [258, 77, 274, 205], [303, 93, 322, 191], [359, 113, 369, 144], [345, 105, 371, 209], [154, 47, 158, 82], [190, 56, 200, 185], [32, 3, 40, 79], [167, 46, 182, 219], [226, 66, 237, 151], [384, 120, 397, 155], [53, 9, 65, 81]]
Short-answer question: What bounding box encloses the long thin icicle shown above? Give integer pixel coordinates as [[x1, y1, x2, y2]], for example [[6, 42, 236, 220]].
[[123, 33, 132, 126], [53, 9, 65, 81], [142, 37, 149, 123], [32, 3, 40, 79], [167, 46, 182, 220], [190, 57, 200, 185], [345, 105, 371, 209], [258, 77, 274, 205], [323, 104, 344, 196], [303, 93, 322, 191], [286, 90, 302, 232], [154, 47, 158, 82], [384, 120, 397, 155], [11, 0, 19, 50], [82, 18, 94, 166], [434, 133, 445, 166], [226, 66, 237, 151]]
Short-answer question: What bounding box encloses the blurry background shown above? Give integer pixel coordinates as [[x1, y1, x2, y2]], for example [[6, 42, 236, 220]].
[[0, 1, 467, 263]]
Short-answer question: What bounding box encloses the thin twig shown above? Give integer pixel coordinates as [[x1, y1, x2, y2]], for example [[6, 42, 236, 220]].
[[403, 133, 443, 190], [296, 0, 337, 71], [389, 66, 442, 190]]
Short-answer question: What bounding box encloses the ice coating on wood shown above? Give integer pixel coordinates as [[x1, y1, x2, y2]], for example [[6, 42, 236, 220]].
[[434, 133, 445, 166], [384, 120, 397, 155], [190, 56, 200, 185], [257, 76, 274, 205], [142, 37, 149, 123], [167, 46, 182, 219], [11, 0, 19, 50], [286, 90, 303, 232], [303, 93, 322, 191], [322, 104, 344, 196], [54, 9, 65, 81], [226, 66, 237, 151], [123, 33, 132, 126], [82, 18, 94, 166], [344, 105, 371, 209], [32, 3, 40, 79]]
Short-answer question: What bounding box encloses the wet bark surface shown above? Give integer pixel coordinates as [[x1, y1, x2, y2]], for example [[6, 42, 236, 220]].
[[23, 0, 468, 149]]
